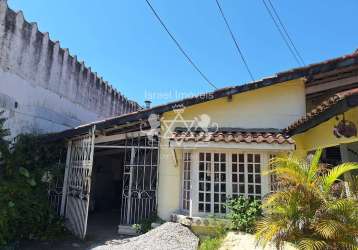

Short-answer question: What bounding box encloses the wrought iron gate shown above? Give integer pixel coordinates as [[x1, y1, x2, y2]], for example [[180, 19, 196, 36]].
[[119, 136, 159, 224], [61, 126, 95, 239]]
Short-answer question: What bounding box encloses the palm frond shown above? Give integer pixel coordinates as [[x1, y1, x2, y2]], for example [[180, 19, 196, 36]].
[[324, 198, 357, 217], [313, 219, 346, 240], [347, 175, 358, 198], [272, 166, 307, 185], [336, 241, 358, 250], [322, 163, 358, 193], [256, 217, 289, 246], [259, 154, 358, 249], [262, 190, 294, 207], [307, 148, 322, 184], [297, 238, 328, 250]]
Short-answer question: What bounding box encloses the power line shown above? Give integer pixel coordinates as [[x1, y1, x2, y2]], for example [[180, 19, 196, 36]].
[[261, 0, 303, 66], [215, 0, 255, 82], [145, 0, 217, 89], [266, 0, 305, 65]]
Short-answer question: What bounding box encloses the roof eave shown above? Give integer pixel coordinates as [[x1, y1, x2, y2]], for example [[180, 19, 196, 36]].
[[286, 95, 358, 136]]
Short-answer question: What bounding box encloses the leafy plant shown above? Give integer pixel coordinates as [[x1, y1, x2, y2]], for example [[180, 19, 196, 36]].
[[226, 196, 262, 233], [0, 114, 67, 246], [256, 149, 358, 250], [132, 213, 165, 234], [0, 171, 66, 245]]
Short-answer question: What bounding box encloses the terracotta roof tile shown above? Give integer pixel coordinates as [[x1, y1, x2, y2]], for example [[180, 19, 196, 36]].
[[285, 87, 358, 134], [171, 130, 294, 145]]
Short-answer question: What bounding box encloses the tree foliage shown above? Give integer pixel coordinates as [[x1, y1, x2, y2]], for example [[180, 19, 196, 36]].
[[255, 149, 358, 250], [0, 112, 67, 246]]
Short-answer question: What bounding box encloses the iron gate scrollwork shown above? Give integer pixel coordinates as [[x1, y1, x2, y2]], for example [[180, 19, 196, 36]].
[[120, 136, 159, 225], [61, 126, 95, 239]]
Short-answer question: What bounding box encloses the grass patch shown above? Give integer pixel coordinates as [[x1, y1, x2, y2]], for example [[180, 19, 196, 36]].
[[199, 235, 224, 250], [198, 225, 227, 250]]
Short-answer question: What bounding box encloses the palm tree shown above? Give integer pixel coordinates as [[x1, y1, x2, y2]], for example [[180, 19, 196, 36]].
[[256, 149, 358, 250]]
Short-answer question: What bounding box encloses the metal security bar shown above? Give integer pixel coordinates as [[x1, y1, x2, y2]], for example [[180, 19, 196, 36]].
[[119, 136, 159, 225], [47, 160, 64, 216], [62, 126, 95, 239]]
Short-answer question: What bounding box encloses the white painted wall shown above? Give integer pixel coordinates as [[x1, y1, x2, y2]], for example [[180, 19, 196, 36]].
[[0, 68, 99, 135], [0, 0, 139, 137]]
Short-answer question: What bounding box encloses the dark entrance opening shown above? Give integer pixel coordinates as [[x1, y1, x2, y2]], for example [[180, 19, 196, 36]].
[[87, 149, 125, 236], [322, 146, 342, 166]]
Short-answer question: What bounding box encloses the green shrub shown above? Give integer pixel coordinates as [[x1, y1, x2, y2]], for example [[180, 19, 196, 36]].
[[226, 196, 262, 233], [0, 173, 66, 245], [132, 213, 165, 234], [0, 115, 67, 246]]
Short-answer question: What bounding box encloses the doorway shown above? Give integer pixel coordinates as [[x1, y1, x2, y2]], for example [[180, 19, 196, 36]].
[[62, 130, 159, 239], [86, 148, 125, 237], [94, 135, 159, 225]]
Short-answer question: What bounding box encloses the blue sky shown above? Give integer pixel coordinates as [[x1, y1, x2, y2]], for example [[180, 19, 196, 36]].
[[8, 0, 358, 106]]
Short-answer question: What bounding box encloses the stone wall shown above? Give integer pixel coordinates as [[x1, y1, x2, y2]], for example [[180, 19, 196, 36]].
[[0, 0, 140, 137]]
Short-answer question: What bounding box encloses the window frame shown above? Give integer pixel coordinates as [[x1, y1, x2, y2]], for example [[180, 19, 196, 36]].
[[181, 151, 192, 212], [182, 148, 274, 217]]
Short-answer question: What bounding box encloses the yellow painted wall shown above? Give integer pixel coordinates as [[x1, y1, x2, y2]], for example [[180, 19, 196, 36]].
[[157, 79, 306, 220], [294, 106, 358, 155], [161, 79, 306, 129]]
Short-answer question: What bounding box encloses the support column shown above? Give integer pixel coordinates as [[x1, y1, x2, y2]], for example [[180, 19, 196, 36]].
[[191, 151, 199, 217]]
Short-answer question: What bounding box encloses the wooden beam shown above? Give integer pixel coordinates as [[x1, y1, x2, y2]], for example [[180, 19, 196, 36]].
[[95, 130, 152, 144], [306, 75, 358, 95]]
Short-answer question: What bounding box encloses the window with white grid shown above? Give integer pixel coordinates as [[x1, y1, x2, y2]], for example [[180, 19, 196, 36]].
[[198, 152, 227, 214], [213, 153, 226, 213], [198, 152, 212, 213], [191, 151, 272, 216], [232, 153, 245, 198], [232, 153, 262, 199], [247, 153, 261, 199], [182, 152, 191, 211]]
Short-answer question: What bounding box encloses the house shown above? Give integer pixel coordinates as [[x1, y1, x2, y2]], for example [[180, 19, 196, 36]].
[[50, 49, 358, 239]]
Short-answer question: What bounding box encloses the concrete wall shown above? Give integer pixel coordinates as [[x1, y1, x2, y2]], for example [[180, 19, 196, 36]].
[[0, 0, 139, 137], [157, 79, 306, 220]]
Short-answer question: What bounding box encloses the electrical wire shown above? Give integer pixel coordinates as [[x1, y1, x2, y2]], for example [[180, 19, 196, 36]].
[[145, 0, 217, 89], [266, 0, 305, 65], [262, 0, 303, 66], [215, 0, 255, 81]]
